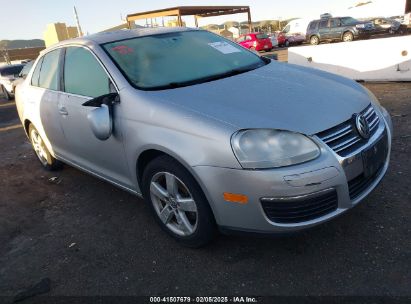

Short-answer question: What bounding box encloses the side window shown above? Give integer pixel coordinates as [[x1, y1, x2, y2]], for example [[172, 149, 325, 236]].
[[64, 47, 110, 98], [245, 35, 252, 41], [330, 19, 341, 27], [31, 57, 44, 87], [39, 49, 62, 90], [319, 20, 329, 28]]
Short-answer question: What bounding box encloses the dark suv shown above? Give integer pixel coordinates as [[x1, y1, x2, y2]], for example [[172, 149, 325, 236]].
[[306, 17, 375, 45]]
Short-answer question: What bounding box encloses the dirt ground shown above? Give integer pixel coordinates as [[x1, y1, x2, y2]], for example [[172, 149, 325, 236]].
[[0, 83, 410, 299]]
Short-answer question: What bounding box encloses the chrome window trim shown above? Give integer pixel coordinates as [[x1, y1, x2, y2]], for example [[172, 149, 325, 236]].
[[28, 43, 119, 96]]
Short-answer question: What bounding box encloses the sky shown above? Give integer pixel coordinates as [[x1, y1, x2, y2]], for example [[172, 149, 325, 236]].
[[0, 0, 406, 40]]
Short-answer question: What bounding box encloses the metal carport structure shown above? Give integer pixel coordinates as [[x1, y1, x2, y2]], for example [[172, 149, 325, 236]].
[[126, 6, 252, 32]]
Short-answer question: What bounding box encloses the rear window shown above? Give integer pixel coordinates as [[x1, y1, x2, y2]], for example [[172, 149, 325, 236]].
[[256, 34, 269, 39], [308, 22, 318, 30], [0, 65, 23, 77]]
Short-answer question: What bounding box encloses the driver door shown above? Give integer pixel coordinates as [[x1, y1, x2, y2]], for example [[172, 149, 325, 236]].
[[58, 46, 133, 189]]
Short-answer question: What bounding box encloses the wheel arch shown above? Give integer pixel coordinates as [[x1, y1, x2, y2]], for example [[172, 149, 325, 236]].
[[23, 119, 32, 136], [310, 35, 320, 44], [342, 30, 355, 40], [135, 147, 218, 219]]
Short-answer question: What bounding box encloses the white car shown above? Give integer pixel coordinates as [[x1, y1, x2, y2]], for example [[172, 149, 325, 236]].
[[0, 64, 25, 100]]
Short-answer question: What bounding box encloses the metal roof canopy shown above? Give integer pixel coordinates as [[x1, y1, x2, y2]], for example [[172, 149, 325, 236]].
[[126, 6, 252, 31]]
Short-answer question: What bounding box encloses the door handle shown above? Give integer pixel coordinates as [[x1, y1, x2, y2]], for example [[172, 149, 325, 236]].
[[58, 107, 68, 116]]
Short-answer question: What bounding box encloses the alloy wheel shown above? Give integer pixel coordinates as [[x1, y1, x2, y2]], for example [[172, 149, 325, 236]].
[[150, 172, 198, 237], [30, 129, 49, 166]]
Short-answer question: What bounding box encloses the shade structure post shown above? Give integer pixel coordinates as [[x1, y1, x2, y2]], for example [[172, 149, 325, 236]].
[[247, 8, 252, 33]]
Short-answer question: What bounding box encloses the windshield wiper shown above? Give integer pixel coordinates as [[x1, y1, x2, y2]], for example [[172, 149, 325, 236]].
[[151, 62, 267, 90]]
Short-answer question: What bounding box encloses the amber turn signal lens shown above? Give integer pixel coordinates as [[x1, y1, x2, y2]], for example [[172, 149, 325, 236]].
[[223, 193, 249, 204]]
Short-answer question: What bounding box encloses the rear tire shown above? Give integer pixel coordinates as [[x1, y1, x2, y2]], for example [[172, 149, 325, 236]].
[[310, 35, 320, 45], [29, 124, 63, 171], [142, 155, 216, 248]]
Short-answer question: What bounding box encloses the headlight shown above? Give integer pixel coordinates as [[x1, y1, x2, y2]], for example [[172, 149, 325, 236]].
[[231, 129, 320, 169], [356, 24, 365, 29]]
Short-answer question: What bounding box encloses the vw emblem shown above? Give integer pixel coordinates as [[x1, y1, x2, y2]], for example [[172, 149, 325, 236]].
[[355, 114, 371, 139]]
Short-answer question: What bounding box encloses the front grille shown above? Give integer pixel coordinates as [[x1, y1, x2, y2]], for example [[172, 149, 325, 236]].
[[348, 166, 384, 200], [316, 104, 380, 157], [261, 189, 338, 224]]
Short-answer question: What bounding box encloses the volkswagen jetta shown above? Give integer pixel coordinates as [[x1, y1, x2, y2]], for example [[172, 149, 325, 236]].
[[15, 28, 392, 247]]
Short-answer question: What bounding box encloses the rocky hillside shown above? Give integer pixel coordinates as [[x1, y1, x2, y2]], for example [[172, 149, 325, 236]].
[[0, 39, 45, 50]]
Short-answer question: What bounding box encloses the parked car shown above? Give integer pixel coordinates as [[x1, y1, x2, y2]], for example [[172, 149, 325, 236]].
[[236, 32, 273, 52], [0, 64, 25, 100], [282, 18, 311, 45], [269, 34, 279, 48], [270, 32, 288, 47], [16, 28, 393, 247], [306, 16, 375, 45], [285, 33, 306, 45], [390, 13, 410, 26], [369, 17, 407, 35], [11, 61, 34, 94]]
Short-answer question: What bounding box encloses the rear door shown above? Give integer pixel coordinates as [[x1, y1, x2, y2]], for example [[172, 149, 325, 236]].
[[58, 46, 132, 188], [30, 49, 67, 156], [318, 19, 330, 40]]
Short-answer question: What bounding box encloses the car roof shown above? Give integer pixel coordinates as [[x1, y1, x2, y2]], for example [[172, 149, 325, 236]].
[[311, 16, 353, 22], [50, 27, 200, 48]]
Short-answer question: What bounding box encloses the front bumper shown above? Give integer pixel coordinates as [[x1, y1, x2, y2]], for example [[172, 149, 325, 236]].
[[193, 106, 393, 234]]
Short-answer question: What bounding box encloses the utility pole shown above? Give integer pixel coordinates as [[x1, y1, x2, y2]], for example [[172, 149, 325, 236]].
[[73, 6, 84, 37]]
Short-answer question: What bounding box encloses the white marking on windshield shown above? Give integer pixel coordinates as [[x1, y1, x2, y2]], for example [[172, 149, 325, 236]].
[[208, 42, 241, 54]]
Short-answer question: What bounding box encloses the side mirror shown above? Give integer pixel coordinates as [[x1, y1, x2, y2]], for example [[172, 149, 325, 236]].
[[82, 93, 119, 141]]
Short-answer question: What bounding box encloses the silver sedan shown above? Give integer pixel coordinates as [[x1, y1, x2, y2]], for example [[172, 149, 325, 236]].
[[15, 28, 393, 247]]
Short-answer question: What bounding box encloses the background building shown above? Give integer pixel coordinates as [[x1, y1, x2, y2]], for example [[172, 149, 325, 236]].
[[43, 23, 79, 47]]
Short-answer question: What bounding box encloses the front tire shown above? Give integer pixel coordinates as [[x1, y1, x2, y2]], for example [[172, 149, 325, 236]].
[[142, 155, 216, 247], [29, 124, 62, 171], [342, 31, 354, 42]]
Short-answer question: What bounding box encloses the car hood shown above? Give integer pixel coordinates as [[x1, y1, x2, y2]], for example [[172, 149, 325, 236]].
[[152, 62, 372, 135]]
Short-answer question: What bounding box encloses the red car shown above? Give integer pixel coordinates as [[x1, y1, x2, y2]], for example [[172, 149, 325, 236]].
[[236, 33, 273, 52], [276, 32, 289, 47]]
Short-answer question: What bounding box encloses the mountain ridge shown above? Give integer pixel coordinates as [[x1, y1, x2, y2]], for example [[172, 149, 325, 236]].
[[0, 39, 45, 50]]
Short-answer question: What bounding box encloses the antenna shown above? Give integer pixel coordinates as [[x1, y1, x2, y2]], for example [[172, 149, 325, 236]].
[[73, 6, 84, 37]]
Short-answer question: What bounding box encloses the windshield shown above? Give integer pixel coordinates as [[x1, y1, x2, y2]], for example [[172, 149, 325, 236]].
[[340, 17, 360, 25], [282, 25, 291, 33], [102, 30, 268, 90]]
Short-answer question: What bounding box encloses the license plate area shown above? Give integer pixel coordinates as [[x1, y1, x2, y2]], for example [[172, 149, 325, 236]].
[[361, 133, 388, 178]]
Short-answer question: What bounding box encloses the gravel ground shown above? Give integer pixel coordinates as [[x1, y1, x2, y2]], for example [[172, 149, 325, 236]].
[[0, 83, 410, 299]]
